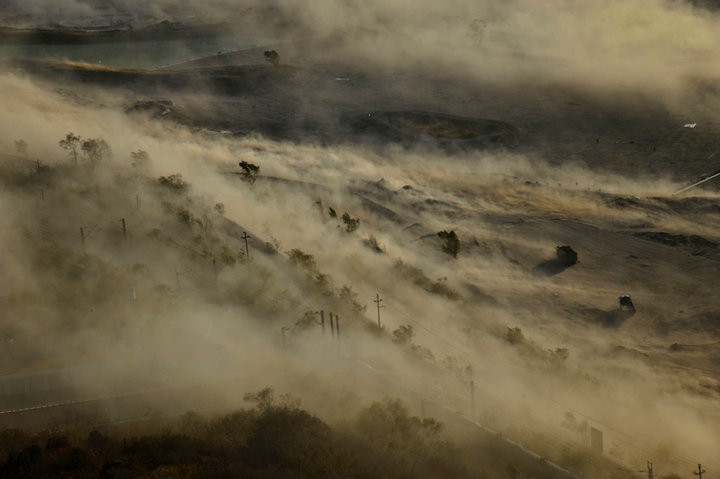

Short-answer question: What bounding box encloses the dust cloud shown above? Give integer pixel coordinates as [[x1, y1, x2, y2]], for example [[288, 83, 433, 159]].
[[2, 1, 720, 478]]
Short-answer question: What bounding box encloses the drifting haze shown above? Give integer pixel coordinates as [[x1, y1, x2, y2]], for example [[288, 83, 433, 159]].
[[2, 0, 720, 477], [2, 69, 720, 473], [4, 1, 720, 105]]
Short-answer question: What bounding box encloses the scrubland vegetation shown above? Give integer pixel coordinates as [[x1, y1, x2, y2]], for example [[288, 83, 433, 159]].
[[0, 388, 479, 479], [4, 1, 720, 477]]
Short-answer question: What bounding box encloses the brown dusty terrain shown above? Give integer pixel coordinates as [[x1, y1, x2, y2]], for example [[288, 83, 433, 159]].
[[3, 25, 720, 478], [8, 36, 720, 181]]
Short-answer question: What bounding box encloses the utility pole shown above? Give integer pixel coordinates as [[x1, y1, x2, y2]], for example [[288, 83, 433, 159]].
[[130, 287, 137, 321], [329, 312, 335, 337], [469, 379, 476, 420], [121, 218, 127, 239], [175, 269, 181, 291], [241, 232, 251, 260], [80, 227, 85, 248], [281, 326, 289, 349], [36, 159, 40, 173], [374, 293, 383, 328], [694, 464, 706, 479], [40, 189, 44, 201], [320, 310, 325, 332], [336, 315, 340, 339], [647, 461, 654, 479]]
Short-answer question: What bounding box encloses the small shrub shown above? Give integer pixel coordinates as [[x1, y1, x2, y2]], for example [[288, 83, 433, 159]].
[[295, 310, 318, 330], [393, 324, 414, 345], [342, 212, 360, 232], [437, 230, 460, 258], [263, 50, 280, 66], [429, 277, 460, 300], [287, 248, 317, 272], [46, 436, 70, 451], [314, 273, 333, 292], [410, 343, 435, 361], [363, 235, 384, 253], [175, 206, 194, 226], [158, 174, 189, 193], [337, 285, 365, 312], [86, 430, 109, 450], [179, 411, 207, 436], [507, 327, 524, 345], [70, 447, 87, 469], [130, 149, 151, 168], [244, 387, 276, 412], [220, 245, 238, 265], [551, 348, 569, 361], [238, 161, 259, 183]]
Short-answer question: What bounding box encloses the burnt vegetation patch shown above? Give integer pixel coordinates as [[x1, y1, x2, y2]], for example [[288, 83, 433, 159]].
[[342, 110, 520, 151], [633, 231, 718, 255]]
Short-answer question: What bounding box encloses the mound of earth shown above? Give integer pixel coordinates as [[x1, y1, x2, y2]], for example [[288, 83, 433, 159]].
[[342, 110, 519, 150]]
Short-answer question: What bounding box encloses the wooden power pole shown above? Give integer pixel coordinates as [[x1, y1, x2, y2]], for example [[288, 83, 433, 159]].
[[374, 293, 383, 328], [241, 232, 251, 259], [281, 326, 289, 349], [469, 379, 476, 420], [694, 464, 706, 479], [647, 461, 654, 479]]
